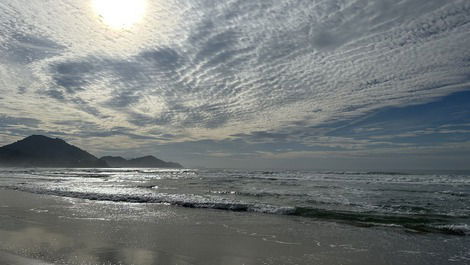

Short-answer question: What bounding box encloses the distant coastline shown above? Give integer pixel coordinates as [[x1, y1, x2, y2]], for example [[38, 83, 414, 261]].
[[0, 135, 182, 168]]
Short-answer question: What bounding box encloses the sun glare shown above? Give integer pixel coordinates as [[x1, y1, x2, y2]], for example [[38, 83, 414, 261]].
[[92, 0, 147, 29]]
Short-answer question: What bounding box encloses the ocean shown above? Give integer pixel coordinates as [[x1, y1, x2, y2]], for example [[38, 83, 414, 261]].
[[1, 168, 468, 236]]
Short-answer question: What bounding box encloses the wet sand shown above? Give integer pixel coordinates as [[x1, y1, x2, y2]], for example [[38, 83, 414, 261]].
[[0, 189, 468, 265], [0, 250, 54, 265]]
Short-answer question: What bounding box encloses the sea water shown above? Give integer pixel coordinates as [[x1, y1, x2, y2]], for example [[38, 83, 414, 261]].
[[0, 168, 468, 236]]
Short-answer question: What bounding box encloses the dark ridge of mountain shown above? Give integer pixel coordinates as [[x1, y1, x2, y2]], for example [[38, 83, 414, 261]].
[[0, 135, 108, 168], [100, 155, 183, 168], [99, 156, 128, 167]]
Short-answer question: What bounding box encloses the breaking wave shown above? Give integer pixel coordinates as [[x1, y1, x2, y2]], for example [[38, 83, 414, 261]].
[[4, 185, 468, 236]]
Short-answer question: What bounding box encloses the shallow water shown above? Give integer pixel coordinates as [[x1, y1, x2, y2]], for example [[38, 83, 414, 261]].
[[0, 168, 469, 235], [1, 189, 469, 265]]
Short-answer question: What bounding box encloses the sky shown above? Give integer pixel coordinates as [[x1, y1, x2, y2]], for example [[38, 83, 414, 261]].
[[0, 0, 469, 170]]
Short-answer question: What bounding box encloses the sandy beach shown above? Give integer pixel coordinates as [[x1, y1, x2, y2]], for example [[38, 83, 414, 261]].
[[0, 188, 468, 265]]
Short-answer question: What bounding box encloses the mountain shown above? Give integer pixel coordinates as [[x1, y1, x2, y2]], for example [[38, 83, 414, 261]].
[[98, 156, 127, 166], [0, 135, 107, 168], [0, 135, 183, 168], [100, 155, 183, 168]]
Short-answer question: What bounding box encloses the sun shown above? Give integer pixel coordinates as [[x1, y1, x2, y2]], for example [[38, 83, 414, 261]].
[[92, 0, 147, 29]]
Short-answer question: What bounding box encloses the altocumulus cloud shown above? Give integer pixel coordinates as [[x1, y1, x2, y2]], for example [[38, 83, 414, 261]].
[[0, 0, 469, 168]]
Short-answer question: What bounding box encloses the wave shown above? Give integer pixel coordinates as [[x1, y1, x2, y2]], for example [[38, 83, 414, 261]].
[[438, 190, 470, 197], [429, 224, 470, 236], [320, 171, 414, 176], [3, 185, 468, 236], [288, 207, 469, 235], [209, 190, 308, 198]]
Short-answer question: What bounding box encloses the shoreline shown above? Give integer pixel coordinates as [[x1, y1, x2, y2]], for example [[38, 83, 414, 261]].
[[0, 189, 469, 264], [4, 184, 468, 236], [0, 250, 54, 265]]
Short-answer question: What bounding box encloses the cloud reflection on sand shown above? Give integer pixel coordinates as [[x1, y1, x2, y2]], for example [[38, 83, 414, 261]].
[[0, 226, 192, 265]]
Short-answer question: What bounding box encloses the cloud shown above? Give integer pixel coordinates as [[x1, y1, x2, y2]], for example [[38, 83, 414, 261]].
[[50, 61, 95, 93], [17, 86, 27, 94], [0, 115, 40, 128], [139, 48, 183, 70], [0, 115, 41, 140], [0, 0, 470, 168], [34, 1, 470, 136], [1, 32, 64, 64]]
